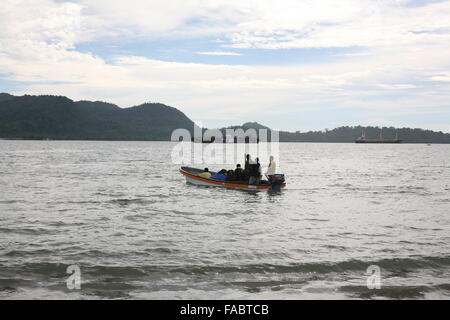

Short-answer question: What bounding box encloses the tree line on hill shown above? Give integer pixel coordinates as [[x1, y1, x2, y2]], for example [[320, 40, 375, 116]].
[[1, 93, 449, 143]]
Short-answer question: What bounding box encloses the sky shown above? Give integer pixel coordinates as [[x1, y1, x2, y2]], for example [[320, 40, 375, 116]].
[[1, 0, 450, 132]]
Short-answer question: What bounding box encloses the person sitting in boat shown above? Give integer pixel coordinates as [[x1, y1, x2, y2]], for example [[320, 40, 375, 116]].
[[226, 169, 235, 181], [266, 155, 276, 176], [211, 169, 227, 181], [248, 158, 261, 185], [198, 168, 211, 178], [234, 164, 244, 181]]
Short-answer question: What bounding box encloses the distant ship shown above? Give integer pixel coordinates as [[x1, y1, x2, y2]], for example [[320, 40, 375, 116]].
[[355, 129, 402, 144]]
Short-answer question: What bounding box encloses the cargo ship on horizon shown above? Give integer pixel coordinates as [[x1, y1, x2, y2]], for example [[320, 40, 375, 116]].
[[355, 129, 402, 144]]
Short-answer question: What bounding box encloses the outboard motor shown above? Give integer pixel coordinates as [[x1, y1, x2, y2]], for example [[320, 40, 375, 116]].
[[267, 174, 285, 191]]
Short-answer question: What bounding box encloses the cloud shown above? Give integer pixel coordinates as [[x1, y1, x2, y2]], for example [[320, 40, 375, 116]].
[[377, 84, 419, 89], [9, 0, 448, 51], [0, 1, 82, 49], [222, 0, 450, 49], [75, 0, 247, 41], [1, 0, 450, 131], [195, 51, 242, 56], [430, 73, 450, 82]]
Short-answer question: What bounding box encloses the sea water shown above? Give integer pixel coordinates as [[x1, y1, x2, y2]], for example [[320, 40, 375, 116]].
[[0, 141, 449, 299]]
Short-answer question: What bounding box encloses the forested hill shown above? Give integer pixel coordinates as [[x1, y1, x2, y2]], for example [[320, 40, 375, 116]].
[[0, 93, 15, 102], [278, 126, 450, 143], [0, 93, 449, 143], [0, 94, 196, 140], [225, 122, 450, 143]]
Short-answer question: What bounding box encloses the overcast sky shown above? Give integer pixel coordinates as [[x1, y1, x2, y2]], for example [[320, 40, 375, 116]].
[[1, 0, 450, 132]]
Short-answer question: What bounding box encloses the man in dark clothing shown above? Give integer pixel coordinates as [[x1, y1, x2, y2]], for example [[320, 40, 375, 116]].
[[244, 154, 253, 183], [244, 154, 251, 171], [248, 158, 261, 185], [234, 164, 244, 181]]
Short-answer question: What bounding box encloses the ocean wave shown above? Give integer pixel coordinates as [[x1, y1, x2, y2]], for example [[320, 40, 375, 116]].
[[7, 255, 450, 279], [339, 285, 432, 299], [163, 256, 450, 275], [108, 198, 157, 206], [0, 227, 57, 235]]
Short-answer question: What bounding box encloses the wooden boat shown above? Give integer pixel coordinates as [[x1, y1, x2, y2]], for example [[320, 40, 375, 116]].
[[179, 167, 286, 191]]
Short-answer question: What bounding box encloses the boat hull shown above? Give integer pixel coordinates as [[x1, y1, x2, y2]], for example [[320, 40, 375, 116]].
[[355, 140, 402, 143], [179, 167, 286, 191]]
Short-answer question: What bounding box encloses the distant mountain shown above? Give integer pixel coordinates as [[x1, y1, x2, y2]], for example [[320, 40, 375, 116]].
[[209, 122, 272, 143], [220, 123, 450, 143], [1, 93, 449, 143], [278, 126, 450, 143], [0, 94, 195, 140], [226, 122, 271, 131], [0, 93, 14, 102]]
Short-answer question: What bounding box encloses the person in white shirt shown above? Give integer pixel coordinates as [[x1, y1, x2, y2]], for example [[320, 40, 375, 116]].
[[266, 155, 276, 175]]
